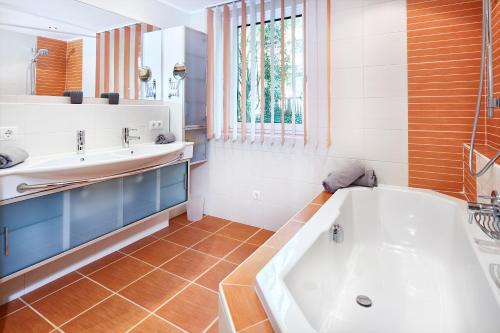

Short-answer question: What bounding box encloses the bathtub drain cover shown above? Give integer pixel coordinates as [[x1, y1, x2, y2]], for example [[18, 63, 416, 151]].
[[356, 295, 372, 308]]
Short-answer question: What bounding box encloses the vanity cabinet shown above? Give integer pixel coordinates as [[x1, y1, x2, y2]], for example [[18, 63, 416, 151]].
[[0, 161, 188, 279], [0, 193, 65, 277]]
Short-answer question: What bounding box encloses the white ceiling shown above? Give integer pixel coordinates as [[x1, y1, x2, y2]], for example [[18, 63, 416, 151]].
[[156, 0, 220, 13], [0, 0, 137, 40]]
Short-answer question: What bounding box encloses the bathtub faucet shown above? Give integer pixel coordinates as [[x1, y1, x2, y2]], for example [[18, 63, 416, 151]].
[[467, 190, 500, 240], [330, 224, 344, 243]]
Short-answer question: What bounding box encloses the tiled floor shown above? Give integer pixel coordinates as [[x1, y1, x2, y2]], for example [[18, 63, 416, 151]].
[[0, 214, 274, 333]]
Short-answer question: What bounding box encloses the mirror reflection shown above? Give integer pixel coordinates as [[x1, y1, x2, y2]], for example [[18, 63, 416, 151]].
[[0, 0, 162, 100]]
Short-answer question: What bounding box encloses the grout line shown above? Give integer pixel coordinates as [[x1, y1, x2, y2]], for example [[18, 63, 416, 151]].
[[237, 318, 269, 333], [23, 275, 86, 306], [18, 298, 60, 332], [203, 316, 219, 333]]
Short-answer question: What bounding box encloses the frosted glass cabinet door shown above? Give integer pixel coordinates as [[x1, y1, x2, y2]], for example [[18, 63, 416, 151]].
[[160, 162, 188, 210], [0, 193, 64, 278], [123, 170, 158, 225], [69, 180, 121, 248]]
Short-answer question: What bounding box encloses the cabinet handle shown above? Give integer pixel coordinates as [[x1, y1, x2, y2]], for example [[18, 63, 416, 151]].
[[4, 226, 8, 256], [183, 174, 188, 190]]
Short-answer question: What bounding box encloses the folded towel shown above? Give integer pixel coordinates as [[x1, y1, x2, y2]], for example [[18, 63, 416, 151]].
[[352, 170, 377, 188], [155, 133, 176, 144], [0, 147, 29, 169], [322, 162, 365, 193]]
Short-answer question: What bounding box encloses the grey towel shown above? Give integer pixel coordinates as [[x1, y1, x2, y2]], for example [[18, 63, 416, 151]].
[[155, 133, 176, 144], [322, 162, 365, 193], [0, 147, 28, 169], [353, 170, 377, 187]]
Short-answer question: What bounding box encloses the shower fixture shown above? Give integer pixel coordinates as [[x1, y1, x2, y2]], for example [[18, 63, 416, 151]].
[[28, 48, 49, 95], [469, 0, 500, 177]]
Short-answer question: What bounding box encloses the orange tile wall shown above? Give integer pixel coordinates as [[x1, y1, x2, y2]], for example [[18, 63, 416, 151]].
[[464, 145, 477, 201], [407, 0, 485, 196], [489, 1, 500, 151], [36, 37, 67, 96], [65, 39, 83, 91]]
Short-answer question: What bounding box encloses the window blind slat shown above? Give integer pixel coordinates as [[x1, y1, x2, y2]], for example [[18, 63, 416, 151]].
[[223, 5, 231, 141], [303, 0, 307, 145], [291, 0, 297, 142], [206, 9, 214, 139], [241, 0, 247, 142], [250, 0, 257, 143], [230, 3, 239, 141], [214, 6, 224, 139], [260, 0, 265, 144], [280, 0, 285, 145], [270, 0, 276, 141], [326, 0, 332, 147]]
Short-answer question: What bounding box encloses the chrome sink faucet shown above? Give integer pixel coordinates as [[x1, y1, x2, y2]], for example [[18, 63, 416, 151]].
[[468, 190, 500, 240], [76, 130, 85, 154], [122, 127, 140, 148]]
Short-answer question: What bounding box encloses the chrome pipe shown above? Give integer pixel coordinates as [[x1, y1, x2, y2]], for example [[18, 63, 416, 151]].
[[16, 152, 184, 193]]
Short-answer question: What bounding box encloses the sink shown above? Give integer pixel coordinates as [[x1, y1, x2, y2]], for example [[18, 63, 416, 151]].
[[0, 142, 186, 181]]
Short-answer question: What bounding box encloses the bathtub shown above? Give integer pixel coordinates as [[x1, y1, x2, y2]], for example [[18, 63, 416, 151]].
[[256, 185, 500, 333]]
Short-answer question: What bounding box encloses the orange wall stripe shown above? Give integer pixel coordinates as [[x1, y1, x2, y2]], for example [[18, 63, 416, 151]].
[[134, 23, 142, 100], [124, 26, 131, 99], [95, 33, 101, 97], [260, 0, 265, 144], [303, 0, 307, 146], [223, 5, 231, 141], [407, 0, 484, 195], [206, 9, 215, 139], [280, 0, 285, 145], [326, 0, 332, 147], [104, 31, 110, 93], [114, 29, 120, 93], [65, 39, 83, 91], [146, 24, 153, 33], [241, 0, 247, 142]]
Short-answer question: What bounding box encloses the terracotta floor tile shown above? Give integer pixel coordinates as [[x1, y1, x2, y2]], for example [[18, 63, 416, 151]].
[[292, 203, 322, 223], [0, 307, 53, 332], [216, 222, 260, 241], [224, 243, 259, 265], [152, 221, 186, 238], [156, 284, 218, 333], [240, 319, 274, 333], [31, 278, 111, 326], [246, 229, 274, 246], [206, 319, 219, 333], [266, 221, 303, 249], [22, 272, 82, 304], [119, 270, 188, 311], [61, 295, 147, 333], [190, 215, 232, 232], [222, 285, 268, 331], [120, 236, 157, 254], [196, 261, 237, 292], [161, 250, 218, 281], [224, 246, 278, 286], [164, 226, 211, 247], [130, 315, 184, 333], [89, 256, 154, 291], [130, 239, 186, 266], [192, 234, 241, 258], [170, 213, 190, 225], [312, 191, 332, 205], [0, 299, 25, 318], [77, 251, 125, 276]]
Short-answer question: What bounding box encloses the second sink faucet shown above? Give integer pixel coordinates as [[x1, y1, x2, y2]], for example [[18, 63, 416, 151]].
[[122, 127, 140, 148], [76, 130, 85, 154]]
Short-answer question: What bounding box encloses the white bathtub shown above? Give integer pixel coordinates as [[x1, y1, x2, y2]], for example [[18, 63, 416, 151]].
[[256, 185, 500, 333]]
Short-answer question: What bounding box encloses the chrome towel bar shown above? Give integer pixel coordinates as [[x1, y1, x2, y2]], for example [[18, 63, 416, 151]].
[[17, 152, 184, 193]]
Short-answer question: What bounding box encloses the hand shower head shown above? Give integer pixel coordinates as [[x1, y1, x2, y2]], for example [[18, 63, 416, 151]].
[[37, 49, 49, 56]]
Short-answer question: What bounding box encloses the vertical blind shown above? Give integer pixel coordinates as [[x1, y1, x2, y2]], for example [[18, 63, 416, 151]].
[[206, 0, 332, 146]]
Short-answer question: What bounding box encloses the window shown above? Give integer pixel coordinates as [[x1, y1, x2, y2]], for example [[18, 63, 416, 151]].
[[237, 15, 304, 128]]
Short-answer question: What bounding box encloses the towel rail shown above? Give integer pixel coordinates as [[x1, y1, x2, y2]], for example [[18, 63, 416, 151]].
[[16, 152, 184, 193]]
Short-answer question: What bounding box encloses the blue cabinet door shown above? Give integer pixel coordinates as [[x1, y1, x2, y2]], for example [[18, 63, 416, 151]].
[[69, 179, 121, 248], [0, 193, 64, 277], [123, 170, 158, 225], [160, 162, 188, 210]]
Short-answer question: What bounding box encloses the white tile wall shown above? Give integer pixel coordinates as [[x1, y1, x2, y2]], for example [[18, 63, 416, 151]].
[[191, 0, 408, 231], [0, 101, 180, 157], [476, 153, 500, 202]]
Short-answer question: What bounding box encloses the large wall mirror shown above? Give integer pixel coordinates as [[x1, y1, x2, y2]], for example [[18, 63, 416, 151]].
[[0, 0, 162, 100]]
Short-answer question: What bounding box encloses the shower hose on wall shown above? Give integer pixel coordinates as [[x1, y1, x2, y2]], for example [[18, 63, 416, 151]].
[[469, 0, 500, 177]]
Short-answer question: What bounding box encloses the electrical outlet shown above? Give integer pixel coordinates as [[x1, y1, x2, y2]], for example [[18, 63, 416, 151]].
[[0, 127, 18, 141], [149, 120, 164, 130], [252, 190, 262, 201]]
